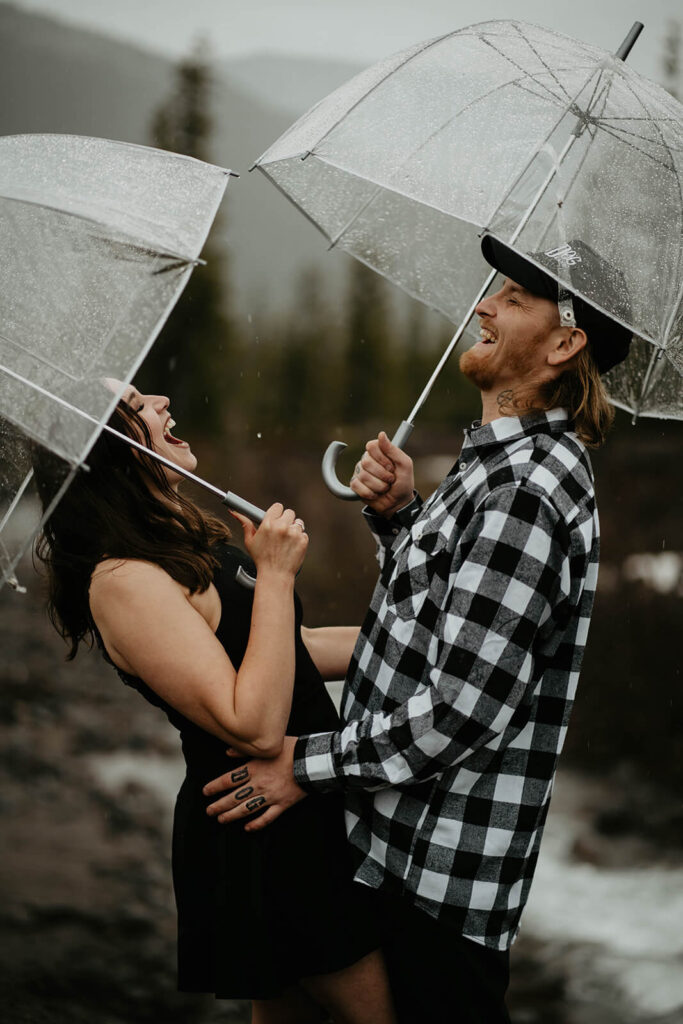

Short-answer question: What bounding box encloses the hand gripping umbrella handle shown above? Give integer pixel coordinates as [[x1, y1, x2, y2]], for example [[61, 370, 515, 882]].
[[221, 492, 266, 591], [321, 420, 414, 500]]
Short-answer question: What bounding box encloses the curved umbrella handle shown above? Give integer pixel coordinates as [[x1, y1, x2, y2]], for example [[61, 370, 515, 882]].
[[321, 420, 415, 500]]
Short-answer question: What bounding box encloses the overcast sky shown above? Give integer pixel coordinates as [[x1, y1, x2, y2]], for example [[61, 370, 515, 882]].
[[8, 0, 682, 84]]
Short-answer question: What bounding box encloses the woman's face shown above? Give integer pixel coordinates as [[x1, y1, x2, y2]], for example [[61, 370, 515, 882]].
[[105, 379, 198, 488]]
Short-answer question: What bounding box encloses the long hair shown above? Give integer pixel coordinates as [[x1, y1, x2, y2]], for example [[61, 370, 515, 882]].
[[33, 400, 231, 660], [497, 343, 614, 448], [538, 344, 614, 448]]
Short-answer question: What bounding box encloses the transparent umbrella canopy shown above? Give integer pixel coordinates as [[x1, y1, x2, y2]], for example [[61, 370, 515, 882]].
[[253, 19, 683, 494], [0, 135, 262, 592]]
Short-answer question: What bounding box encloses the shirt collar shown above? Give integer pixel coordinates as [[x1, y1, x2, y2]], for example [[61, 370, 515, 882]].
[[463, 408, 571, 457]]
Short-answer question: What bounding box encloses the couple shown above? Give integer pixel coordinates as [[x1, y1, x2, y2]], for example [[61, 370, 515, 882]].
[[36, 237, 631, 1024]]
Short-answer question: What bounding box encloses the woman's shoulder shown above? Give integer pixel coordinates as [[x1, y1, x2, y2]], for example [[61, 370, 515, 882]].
[[90, 557, 176, 595]]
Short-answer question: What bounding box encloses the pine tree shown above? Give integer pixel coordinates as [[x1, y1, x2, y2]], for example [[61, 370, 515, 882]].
[[662, 20, 682, 100], [138, 43, 236, 437], [342, 261, 392, 425], [277, 269, 331, 439]]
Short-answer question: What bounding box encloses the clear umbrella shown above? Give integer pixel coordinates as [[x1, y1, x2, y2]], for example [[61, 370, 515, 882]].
[[252, 20, 683, 498], [0, 135, 264, 593]]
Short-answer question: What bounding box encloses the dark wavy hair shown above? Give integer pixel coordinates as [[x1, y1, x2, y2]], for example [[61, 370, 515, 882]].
[[33, 400, 231, 660]]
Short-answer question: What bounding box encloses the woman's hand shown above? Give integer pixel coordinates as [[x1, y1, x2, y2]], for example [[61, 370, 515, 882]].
[[350, 432, 415, 518], [231, 503, 308, 577]]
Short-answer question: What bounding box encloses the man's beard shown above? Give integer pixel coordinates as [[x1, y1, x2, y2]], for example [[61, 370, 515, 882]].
[[459, 346, 498, 391], [459, 333, 547, 404]]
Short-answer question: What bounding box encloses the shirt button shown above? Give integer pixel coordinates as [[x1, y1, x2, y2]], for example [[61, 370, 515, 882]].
[[391, 527, 399, 535], [459, 462, 467, 471]]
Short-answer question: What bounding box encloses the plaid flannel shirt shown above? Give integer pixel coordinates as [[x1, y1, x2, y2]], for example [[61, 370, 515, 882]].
[[294, 409, 599, 949]]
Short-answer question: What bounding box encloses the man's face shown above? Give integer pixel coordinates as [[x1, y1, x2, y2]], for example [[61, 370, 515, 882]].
[[460, 279, 561, 395]]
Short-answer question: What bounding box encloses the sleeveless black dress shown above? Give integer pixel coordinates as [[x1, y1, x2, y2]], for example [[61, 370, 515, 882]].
[[113, 544, 380, 999]]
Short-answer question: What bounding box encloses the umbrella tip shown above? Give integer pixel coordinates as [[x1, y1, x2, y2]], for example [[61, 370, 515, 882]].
[[7, 574, 27, 594], [615, 22, 644, 62]]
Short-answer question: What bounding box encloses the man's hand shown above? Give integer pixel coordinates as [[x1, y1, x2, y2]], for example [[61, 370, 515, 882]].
[[350, 431, 415, 518], [203, 735, 306, 831]]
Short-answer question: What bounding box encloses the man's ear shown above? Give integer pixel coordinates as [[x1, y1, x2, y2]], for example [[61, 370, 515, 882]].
[[547, 327, 587, 367]]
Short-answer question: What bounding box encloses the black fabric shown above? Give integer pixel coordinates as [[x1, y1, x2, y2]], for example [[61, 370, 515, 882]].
[[116, 544, 381, 999], [380, 894, 512, 1024]]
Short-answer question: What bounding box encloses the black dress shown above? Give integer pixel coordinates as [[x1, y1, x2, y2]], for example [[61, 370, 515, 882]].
[[114, 544, 380, 999]]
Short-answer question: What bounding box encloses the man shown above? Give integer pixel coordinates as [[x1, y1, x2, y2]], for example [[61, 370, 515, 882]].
[[204, 236, 632, 1022]]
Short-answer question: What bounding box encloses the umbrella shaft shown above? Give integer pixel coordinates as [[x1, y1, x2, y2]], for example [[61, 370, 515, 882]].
[[101, 424, 224, 499], [407, 267, 498, 423], [408, 131, 579, 425]]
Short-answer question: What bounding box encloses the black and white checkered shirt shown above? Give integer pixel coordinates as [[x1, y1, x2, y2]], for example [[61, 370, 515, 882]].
[[294, 409, 599, 950]]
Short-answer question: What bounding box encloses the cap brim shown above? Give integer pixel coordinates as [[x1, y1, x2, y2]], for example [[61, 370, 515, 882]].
[[481, 235, 558, 301]]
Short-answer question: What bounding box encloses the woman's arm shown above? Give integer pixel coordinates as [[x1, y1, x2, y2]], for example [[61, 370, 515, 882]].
[[301, 626, 360, 681], [90, 505, 307, 758]]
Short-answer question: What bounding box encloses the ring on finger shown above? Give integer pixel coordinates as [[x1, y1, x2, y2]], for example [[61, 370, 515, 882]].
[[294, 518, 306, 532]]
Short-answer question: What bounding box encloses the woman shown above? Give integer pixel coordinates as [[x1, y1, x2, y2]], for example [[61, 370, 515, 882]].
[[34, 384, 395, 1024]]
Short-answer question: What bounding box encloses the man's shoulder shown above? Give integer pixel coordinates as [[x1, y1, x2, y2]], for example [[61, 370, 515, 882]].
[[484, 429, 595, 523]]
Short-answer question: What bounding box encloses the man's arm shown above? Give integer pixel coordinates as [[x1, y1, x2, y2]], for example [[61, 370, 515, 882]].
[[294, 484, 572, 792], [204, 484, 573, 827]]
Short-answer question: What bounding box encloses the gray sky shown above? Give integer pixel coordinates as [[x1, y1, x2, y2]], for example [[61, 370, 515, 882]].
[[8, 0, 682, 84]]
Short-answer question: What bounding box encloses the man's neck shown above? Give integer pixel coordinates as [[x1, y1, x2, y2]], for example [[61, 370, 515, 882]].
[[480, 385, 548, 425]]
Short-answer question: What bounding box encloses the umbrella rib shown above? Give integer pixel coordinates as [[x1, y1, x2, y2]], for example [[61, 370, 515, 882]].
[[0, 467, 34, 537], [595, 123, 678, 172], [483, 65, 608, 239], [660, 276, 683, 352], [533, 74, 618, 254], [632, 346, 668, 419], [479, 27, 572, 106], [617, 70, 683, 178], [509, 21, 577, 104], [268, 29, 460, 166], [255, 165, 335, 244], [0, 194, 200, 266], [590, 120, 682, 156], [0, 332, 82, 383], [325, 66, 592, 251]]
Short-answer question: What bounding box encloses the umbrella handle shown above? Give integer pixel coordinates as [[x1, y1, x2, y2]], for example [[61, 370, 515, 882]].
[[221, 492, 265, 590], [222, 491, 266, 524], [321, 420, 415, 501]]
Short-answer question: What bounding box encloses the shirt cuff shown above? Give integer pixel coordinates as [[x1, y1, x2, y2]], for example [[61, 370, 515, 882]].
[[293, 731, 344, 793], [362, 492, 423, 540]]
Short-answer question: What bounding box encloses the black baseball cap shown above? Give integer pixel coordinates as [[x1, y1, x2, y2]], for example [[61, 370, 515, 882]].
[[480, 234, 633, 373]]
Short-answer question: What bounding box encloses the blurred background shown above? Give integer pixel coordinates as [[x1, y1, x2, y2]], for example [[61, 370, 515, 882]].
[[0, 1, 682, 1022]]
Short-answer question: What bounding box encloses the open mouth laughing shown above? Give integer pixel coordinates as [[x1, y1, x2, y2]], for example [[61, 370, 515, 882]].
[[163, 417, 187, 447]]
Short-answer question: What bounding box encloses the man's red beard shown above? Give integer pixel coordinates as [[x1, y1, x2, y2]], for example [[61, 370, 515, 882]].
[[459, 331, 548, 399], [459, 346, 498, 391]]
